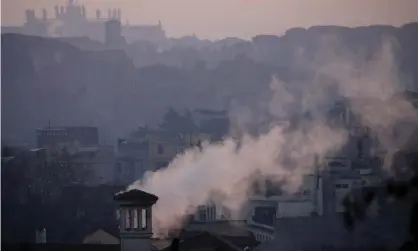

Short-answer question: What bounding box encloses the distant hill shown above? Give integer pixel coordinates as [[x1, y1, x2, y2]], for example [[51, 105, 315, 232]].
[[2, 23, 418, 145]]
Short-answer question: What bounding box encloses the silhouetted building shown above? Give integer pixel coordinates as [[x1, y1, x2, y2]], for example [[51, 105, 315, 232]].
[[1, 0, 166, 44], [36, 126, 99, 148], [122, 21, 166, 44], [105, 19, 125, 48]]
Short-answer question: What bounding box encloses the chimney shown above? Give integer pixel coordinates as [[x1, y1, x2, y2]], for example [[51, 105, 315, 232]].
[[114, 189, 159, 251], [96, 9, 101, 20], [35, 228, 47, 243]]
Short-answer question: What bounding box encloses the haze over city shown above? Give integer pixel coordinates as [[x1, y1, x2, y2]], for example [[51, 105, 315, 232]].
[[2, 0, 418, 39], [2, 0, 418, 251]]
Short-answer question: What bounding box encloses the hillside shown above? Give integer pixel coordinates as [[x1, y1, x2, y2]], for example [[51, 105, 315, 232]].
[[2, 23, 418, 145]]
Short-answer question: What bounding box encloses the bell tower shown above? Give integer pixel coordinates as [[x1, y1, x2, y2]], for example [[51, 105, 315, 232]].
[[114, 189, 158, 251]]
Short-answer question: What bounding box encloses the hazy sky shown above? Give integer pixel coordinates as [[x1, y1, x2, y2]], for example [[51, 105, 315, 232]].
[[2, 0, 418, 39]]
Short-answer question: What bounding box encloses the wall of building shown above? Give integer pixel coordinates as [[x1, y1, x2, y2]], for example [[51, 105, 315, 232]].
[[192, 204, 233, 222], [37, 127, 99, 148], [277, 201, 315, 218]]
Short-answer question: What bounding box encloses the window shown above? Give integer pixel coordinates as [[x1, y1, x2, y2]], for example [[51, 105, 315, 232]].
[[125, 209, 131, 229], [357, 140, 363, 159], [133, 209, 139, 229], [336, 183, 349, 189], [266, 180, 283, 197], [198, 208, 207, 222], [141, 209, 147, 229]]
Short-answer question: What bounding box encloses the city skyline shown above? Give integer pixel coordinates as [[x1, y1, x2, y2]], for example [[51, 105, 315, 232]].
[[2, 0, 418, 40]]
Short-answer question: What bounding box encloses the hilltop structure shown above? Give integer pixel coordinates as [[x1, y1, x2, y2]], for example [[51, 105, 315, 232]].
[[1, 0, 166, 44]]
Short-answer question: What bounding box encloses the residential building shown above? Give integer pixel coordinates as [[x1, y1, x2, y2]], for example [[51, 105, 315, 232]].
[[191, 109, 229, 140], [115, 129, 210, 185], [50, 144, 116, 185], [246, 171, 323, 243], [36, 126, 99, 148], [249, 152, 409, 251], [191, 204, 233, 223]]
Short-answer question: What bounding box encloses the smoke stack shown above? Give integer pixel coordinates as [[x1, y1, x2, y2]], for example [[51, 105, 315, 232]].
[[108, 9, 111, 19], [96, 9, 101, 20], [60, 5, 65, 15], [36, 228, 47, 243]]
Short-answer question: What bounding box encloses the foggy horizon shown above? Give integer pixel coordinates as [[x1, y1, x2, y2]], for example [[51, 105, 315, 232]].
[[3, 0, 418, 250], [2, 0, 418, 39]]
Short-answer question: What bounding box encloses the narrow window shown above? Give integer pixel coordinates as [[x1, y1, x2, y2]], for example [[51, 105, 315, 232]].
[[125, 209, 131, 229], [141, 209, 147, 229], [133, 209, 139, 229]]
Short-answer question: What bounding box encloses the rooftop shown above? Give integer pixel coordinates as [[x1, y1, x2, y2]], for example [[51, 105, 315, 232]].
[[113, 189, 158, 205]]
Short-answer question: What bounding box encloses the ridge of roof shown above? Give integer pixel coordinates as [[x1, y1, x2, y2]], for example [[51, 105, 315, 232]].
[[113, 189, 158, 204]]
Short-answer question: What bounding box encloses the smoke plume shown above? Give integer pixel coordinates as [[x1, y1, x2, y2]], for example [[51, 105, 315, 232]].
[[128, 36, 417, 237]]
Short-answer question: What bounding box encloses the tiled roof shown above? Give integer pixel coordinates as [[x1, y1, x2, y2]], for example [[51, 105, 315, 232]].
[[160, 230, 258, 251]]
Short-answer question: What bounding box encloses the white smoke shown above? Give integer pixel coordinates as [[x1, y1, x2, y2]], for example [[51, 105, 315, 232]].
[[128, 36, 418, 237], [314, 37, 418, 173]]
